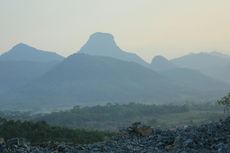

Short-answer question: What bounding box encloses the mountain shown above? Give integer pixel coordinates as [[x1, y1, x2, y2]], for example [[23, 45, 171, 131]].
[[171, 52, 230, 83], [0, 61, 58, 94], [1, 53, 198, 111], [151, 55, 229, 94], [0, 43, 63, 94], [1, 39, 229, 111], [78, 32, 148, 67], [209, 51, 230, 59], [0, 43, 64, 62], [158, 68, 229, 91], [150, 55, 177, 71]]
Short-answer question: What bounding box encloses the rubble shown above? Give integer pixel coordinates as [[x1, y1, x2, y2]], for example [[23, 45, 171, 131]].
[[2, 117, 230, 153]]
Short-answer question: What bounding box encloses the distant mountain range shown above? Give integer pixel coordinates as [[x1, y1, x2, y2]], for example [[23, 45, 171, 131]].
[[0, 32, 229, 111], [150, 56, 229, 92], [171, 52, 230, 83], [0, 43, 64, 62], [78, 32, 149, 67], [2, 54, 191, 110], [0, 44, 63, 94]]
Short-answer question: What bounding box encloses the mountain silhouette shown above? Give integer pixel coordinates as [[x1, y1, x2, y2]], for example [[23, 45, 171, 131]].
[[171, 52, 230, 83], [151, 55, 177, 71], [158, 68, 229, 92], [1, 54, 196, 110], [0, 61, 58, 94], [0, 43, 64, 62], [78, 32, 148, 66], [151, 55, 229, 92], [0, 43, 63, 94], [0, 37, 229, 111]]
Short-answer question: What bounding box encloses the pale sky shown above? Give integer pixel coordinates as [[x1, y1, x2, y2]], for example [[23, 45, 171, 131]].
[[0, 0, 230, 62]]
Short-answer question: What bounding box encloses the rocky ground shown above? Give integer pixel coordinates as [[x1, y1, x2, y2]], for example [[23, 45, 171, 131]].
[[1, 117, 230, 153]]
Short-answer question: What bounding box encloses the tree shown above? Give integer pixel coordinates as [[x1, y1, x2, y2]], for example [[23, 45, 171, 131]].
[[217, 93, 230, 113]]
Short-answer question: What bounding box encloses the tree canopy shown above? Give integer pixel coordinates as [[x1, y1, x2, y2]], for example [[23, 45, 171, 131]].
[[217, 93, 230, 113]]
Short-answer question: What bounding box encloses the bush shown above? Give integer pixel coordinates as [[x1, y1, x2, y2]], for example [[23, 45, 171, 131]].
[[217, 93, 230, 113]]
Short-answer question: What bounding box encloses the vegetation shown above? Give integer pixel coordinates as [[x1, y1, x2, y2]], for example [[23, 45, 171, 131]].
[[0, 103, 225, 133], [33, 103, 224, 130], [0, 118, 113, 144], [217, 93, 230, 113]]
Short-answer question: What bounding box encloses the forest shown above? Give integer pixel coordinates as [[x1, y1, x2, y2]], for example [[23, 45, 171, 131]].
[[0, 117, 113, 144], [0, 103, 226, 131]]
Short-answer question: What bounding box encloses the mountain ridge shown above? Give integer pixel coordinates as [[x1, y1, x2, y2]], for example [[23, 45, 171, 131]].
[[1, 53, 197, 110], [0, 43, 64, 62], [78, 32, 149, 67], [171, 52, 230, 83], [0, 33, 229, 111], [0, 43, 63, 94]]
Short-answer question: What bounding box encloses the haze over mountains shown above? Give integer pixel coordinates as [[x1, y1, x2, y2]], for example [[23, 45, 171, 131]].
[[151, 56, 177, 71], [172, 52, 230, 83], [4, 54, 188, 110], [0, 32, 229, 111], [150, 56, 229, 92], [78, 32, 149, 67], [0, 43, 63, 62], [0, 44, 64, 94]]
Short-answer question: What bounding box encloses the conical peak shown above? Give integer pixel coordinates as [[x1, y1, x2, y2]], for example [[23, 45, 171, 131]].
[[12, 43, 34, 50], [3, 43, 39, 56], [0, 43, 63, 62]]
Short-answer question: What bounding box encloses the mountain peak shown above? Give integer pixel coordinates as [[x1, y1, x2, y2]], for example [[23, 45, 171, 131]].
[[151, 55, 169, 63], [151, 55, 177, 71], [11, 43, 42, 52], [89, 32, 114, 40], [78, 32, 148, 67], [0, 43, 63, 62], [14, 42, 30, 47], [79, 32, 118, 55]]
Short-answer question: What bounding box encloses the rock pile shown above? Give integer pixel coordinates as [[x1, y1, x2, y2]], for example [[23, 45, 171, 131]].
[[1, 117, 230, 153]]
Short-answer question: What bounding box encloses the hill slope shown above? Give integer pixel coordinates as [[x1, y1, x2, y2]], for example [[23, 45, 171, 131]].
[[78, 32, 148, 67], [151, 55, 177, 71], [151, 55, 230, 93], [1, 54, 194, 110], [158, 68, 229, 92], [0, 61, 58, 94], [0, 43, 64, 62], [0, 44, 63, 94], [171, 52, 230, 83]]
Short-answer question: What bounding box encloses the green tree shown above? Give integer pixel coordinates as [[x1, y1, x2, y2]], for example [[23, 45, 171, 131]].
[[217, 93, 230, 113]]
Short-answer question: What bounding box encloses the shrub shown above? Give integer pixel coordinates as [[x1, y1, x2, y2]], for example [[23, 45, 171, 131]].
[[217, 93, 230, 113]]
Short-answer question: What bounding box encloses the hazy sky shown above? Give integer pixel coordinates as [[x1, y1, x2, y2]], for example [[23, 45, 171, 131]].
[[0, 0, 230, 62]]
